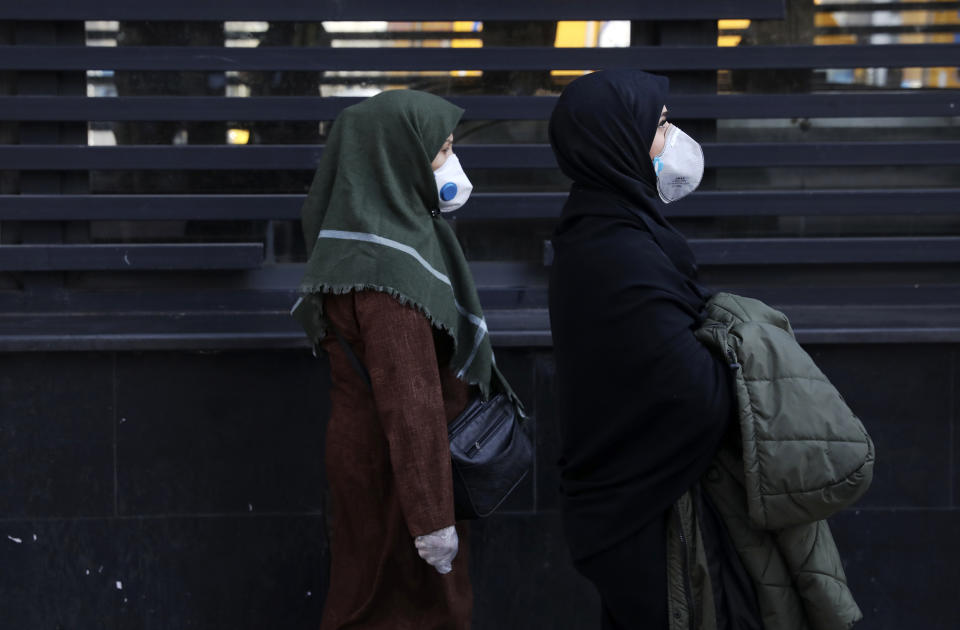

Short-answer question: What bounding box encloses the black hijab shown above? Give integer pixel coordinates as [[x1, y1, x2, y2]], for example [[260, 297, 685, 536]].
[[549, 69, 699, 278], [547, 70, 731, 560]]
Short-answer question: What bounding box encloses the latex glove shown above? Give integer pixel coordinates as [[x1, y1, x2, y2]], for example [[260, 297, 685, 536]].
[[414, 525, 458, 574]]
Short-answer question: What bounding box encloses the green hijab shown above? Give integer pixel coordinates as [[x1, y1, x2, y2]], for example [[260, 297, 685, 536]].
[[293, 89, 516, 403]]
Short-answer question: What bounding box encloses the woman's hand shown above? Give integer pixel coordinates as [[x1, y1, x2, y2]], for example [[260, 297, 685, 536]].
[[414, 525, 459, 574]]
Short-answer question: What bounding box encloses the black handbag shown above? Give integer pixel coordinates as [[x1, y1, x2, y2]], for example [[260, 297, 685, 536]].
[[328, 324, 532, 520]]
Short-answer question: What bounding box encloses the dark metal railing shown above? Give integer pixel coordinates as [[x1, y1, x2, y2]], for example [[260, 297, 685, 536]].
[[0, 0, 958, 349]]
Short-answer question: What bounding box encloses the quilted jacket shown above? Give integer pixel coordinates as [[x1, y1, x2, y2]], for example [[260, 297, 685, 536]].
[[667, 292, 875, 630]]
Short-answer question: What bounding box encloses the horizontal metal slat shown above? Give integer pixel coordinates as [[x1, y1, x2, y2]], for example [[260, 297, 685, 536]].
[[691, 237, 960, 265], [704, 142, 960, 167], [0, 243, 263, 271], [0, 257, 957, 352], [3, 189, 960, 221], [816, 1, 959, 12], [4, 309, 960, 350], [0, 0, 786, 21], [667, 189, 960, 218], [670, 92, 960, 120], [0, 312, 306, 352], [4, 284, 959, 317], [0, 194, 305, 220], [817, 24, 960, 37], [3, 142, 959, 170], [1, 303, 959, 352], [0, 96, 553, 122], [1, 145, 324, 170], [0, 193, 567, 221], [1, 44, 956, 71], [3, 238, 952, 272], [2, 283, 959, 318], [4, 92, 959, 122]]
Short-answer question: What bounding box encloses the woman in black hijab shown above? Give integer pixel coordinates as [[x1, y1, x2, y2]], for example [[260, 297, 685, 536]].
[[548, 70, 748, 628]]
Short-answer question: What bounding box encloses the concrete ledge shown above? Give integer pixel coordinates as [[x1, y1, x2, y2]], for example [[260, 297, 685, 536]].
[[1, 305, 958, 351]]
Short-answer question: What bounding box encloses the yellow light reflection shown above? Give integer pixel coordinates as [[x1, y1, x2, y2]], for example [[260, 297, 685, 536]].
[[227, 128, 250, 145], [814, 34, 858, 45], [451, 21, 482, 77], [718, 20, 751, 30], [553, 21, 597, 78], [718, 35, 743, 47]]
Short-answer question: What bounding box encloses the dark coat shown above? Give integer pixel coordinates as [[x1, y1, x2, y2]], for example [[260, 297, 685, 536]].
[[547, 70, 733, 561], [320, 291, 472, 630], [548, 68, 745, 630]]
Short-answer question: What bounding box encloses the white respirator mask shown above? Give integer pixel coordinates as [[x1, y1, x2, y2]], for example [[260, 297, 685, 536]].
[[651, 125, 704, 204], [433, 153, 474, 213]]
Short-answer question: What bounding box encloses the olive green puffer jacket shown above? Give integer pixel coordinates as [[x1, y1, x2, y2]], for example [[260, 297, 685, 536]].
[[667, 292, 875, 630]]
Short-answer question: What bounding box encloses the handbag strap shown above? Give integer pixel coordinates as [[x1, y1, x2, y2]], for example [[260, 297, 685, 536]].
[[327, 321, 373, 390]]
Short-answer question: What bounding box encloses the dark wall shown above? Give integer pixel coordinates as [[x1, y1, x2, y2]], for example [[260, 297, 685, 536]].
[[2, 343, 957, 629], [0, 350, 330, 629]]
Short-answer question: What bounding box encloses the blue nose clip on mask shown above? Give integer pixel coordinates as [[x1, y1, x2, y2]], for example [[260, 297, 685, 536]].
[[433, 153, 474, 213]]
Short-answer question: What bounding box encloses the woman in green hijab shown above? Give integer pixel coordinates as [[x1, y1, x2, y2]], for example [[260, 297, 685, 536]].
[[293, 90, 516, 629]]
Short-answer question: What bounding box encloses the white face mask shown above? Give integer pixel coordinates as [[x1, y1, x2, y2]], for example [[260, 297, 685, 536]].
[[433, 153, 473, 213], [651, 125, 704, 204]]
